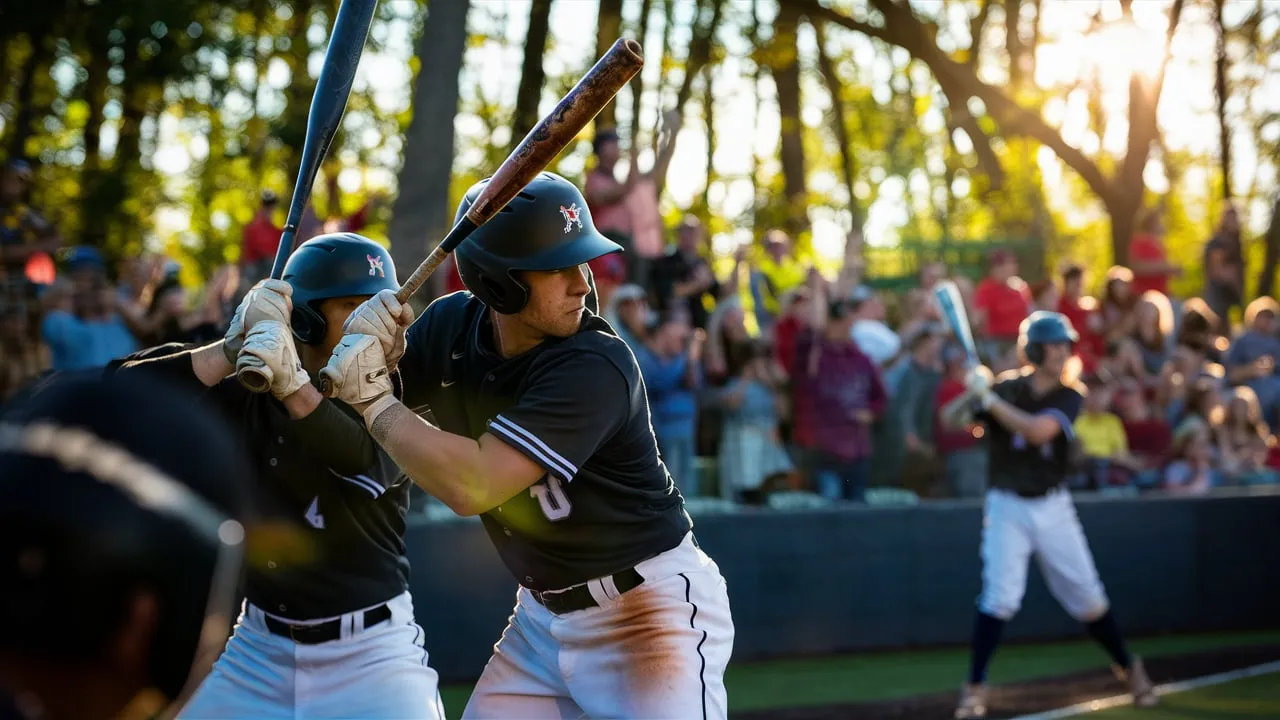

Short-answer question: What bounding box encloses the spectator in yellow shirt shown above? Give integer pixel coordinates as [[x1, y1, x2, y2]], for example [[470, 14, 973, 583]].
[[1074, 382, 1145, 490]]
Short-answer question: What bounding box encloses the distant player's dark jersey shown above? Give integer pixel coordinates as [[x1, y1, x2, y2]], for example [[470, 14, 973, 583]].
[[976, 372, 1083, 496], [109, 344, 410, 620], [398, 291, 691, 591]]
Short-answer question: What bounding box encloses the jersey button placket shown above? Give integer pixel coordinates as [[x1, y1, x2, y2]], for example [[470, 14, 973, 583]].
[[269, 458, 278, 467]]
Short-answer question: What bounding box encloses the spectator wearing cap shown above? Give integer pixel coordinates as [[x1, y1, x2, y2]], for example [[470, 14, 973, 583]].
[[973, 249, 1031, 372], [847, 284, 902, 376], [935, 342, 988, 498], [239, 190, 282, 288], [651, 215, 736, 331], [0, 159, 60, 321], [880, 324, 945, 496], [1224, 297, 1280, 430], [791, 272, 887, 502], [1128, 208, 1181, 297], [604, 282, 652, 352]]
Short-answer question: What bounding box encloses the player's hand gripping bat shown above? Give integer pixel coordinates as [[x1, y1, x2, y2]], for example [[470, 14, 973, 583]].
[[315, 38, 645, 396], [238, 0, 378, 393]]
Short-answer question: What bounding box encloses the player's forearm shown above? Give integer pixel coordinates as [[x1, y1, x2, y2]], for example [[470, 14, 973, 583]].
[[985, 395, 1058, 445], [190, 342, 235, 386], [285, 392, 378, 474], [367, 401, 500, 516]]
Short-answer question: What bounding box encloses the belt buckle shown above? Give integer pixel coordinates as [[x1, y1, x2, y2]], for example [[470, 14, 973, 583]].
[[288, 624, 302, 642]]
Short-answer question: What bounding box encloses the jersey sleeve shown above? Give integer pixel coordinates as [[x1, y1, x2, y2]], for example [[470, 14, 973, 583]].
[[486, 351, 630, 483], [1039, 387, 1084, 440], [396, 302, 441, 414], [327, 444, 405, 500]]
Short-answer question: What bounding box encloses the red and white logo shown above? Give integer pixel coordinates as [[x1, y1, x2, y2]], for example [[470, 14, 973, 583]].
[[559, 203, 583, 234], [366, 254, 385, 278]]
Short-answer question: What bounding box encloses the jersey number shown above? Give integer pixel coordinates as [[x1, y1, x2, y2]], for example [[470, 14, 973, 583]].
[[529, 475, 572, 521]]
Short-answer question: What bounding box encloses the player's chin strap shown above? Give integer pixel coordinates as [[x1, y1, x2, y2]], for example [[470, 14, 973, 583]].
[[0, 421, 247, 719]]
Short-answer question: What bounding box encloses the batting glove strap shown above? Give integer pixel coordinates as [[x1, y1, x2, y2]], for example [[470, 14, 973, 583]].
[[321, 333, 395, 408], [240, 321, 309, 399]]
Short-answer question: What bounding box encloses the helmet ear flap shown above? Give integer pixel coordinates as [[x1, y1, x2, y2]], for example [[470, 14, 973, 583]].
[[290, 304, 326, 345]]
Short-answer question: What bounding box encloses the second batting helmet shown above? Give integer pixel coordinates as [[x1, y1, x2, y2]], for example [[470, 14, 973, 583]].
[[453, 172, 623, 314], [283, 232, 399, 344], [1020, 311, 1079, 365]]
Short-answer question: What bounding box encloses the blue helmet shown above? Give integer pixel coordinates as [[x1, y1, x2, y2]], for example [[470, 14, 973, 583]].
[[1019, 311, 1079, 365], [282, 233, 398, 345], [453, 172, 622, 314]]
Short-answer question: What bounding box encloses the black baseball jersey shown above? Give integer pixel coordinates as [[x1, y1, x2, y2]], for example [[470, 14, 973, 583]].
[[975, 372, 1083, 496], [398, 291, 692, 591], [109, 344, 410, 620]]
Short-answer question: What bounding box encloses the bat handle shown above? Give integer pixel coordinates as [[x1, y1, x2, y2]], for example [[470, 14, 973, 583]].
[[235, 354, 273, 394], [394, 216, 478, 304]]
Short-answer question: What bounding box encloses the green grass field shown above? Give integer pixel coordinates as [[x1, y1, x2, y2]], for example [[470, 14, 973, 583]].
[[1090, 672, 1280, 719], [436, 631, 1280, 717]]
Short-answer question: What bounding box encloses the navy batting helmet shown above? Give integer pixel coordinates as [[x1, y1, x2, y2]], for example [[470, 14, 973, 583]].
[[0, 372, 252, 712], [1020, 311, 1079, 365], [453, 172, 623, 314], [283, 232, 398, 344]]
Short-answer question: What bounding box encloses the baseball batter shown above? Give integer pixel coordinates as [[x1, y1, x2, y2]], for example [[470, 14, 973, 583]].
[[112, 233, 444, 719], [945, 312, 1156, 719], [321, 172, 735, 719]]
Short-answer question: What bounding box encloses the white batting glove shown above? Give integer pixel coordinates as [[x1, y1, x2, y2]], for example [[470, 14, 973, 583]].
[[239, 321, 310, 399], [224, 279, 293, 364], [320, 334, 394, 411], [964, 365, 995, 408], [343, 289, 414, 370]]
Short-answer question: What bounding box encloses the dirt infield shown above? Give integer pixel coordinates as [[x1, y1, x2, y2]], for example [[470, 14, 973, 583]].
[[732, 644, 1280, 720]]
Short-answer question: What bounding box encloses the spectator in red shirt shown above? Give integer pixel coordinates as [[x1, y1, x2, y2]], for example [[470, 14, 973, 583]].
[[239, 190, 281, 287], [973, 250, 1031, 371], [1057, 265, 1104, 376], [1115, 380, 1172, 490], [934, 342, 988, 498], [772, 286, 811, 377], [1128, 208, 1181, 296]]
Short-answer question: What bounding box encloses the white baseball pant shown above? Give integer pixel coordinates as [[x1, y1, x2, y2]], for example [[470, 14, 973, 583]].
[[978, 487, 1111, 622], [462, 532, 735, 719], [177, 591, 445, 719]]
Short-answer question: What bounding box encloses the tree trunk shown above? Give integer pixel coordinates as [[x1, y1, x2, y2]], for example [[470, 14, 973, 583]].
[[811, 18, 861, 227], [594, 0, 623, 132], [771, 2, 808, 235], [1004, 0, 1024, 88], [387, 0, 470, 301], [750, 0, 763, 234], [1257, 196, 1280, 299], [700, 68, 714, 216], [509, 0, 552, 150], [78, 48, 110, 246], [650, 0, 676, 155], [249, 0, 272, 182], [1214, 0, 1232, 200], [627, 0, 654, 149], [657, 0, 723, 197], [6, 29, 55, 160]]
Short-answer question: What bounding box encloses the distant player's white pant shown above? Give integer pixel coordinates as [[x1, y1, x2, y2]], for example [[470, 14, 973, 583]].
[[978, 487, 1110, 622], [178, 591, 445, 719], [462, 532, 735, 719]]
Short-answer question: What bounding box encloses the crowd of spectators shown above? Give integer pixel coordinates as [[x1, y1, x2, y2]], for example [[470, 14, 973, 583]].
[[4, 147, 1279, 510]]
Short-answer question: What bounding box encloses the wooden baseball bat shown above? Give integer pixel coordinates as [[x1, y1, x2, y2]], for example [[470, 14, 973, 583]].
[[316, 38, 644, 397], [393, 37, 644, 304], [238, 0, 378, 393]]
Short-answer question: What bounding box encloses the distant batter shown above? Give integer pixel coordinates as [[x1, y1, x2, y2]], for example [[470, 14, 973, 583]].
[[322, 172, 735, 719], [944, 312, 1157, 719]]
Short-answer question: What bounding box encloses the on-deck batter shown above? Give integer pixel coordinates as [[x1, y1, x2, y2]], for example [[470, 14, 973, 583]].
[[114, 234, 444, 720], [945, 311, 1157, 719], [322, 171, 735, 719]]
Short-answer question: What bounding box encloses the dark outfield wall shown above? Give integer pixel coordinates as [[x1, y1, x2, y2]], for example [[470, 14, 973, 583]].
[[405, 488, 1280, 683]]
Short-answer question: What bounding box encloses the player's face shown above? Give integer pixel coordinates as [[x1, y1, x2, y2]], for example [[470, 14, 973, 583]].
[[521, 265, 592, 338], [1039, 341, 1072, 375], [319, 295, 368, 351]]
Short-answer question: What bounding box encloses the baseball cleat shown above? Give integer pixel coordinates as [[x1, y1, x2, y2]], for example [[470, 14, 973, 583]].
[[954, 682, 988, 719], [1112, 656, 1158, 708]]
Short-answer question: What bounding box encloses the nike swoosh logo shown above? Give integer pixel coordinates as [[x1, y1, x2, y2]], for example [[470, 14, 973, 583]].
[[451, 351, 465, 360], [441, 379, 455, 388]]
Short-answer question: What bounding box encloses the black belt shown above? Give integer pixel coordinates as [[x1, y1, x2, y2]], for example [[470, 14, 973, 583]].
[[529, 567, 645, 615], [1014, 483, 1065, 499], [263, 603, 392, 645]]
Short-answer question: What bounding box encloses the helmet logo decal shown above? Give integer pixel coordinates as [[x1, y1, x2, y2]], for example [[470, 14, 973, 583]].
[[559, 203, 583, 234], [366, 254, 385, 278]]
